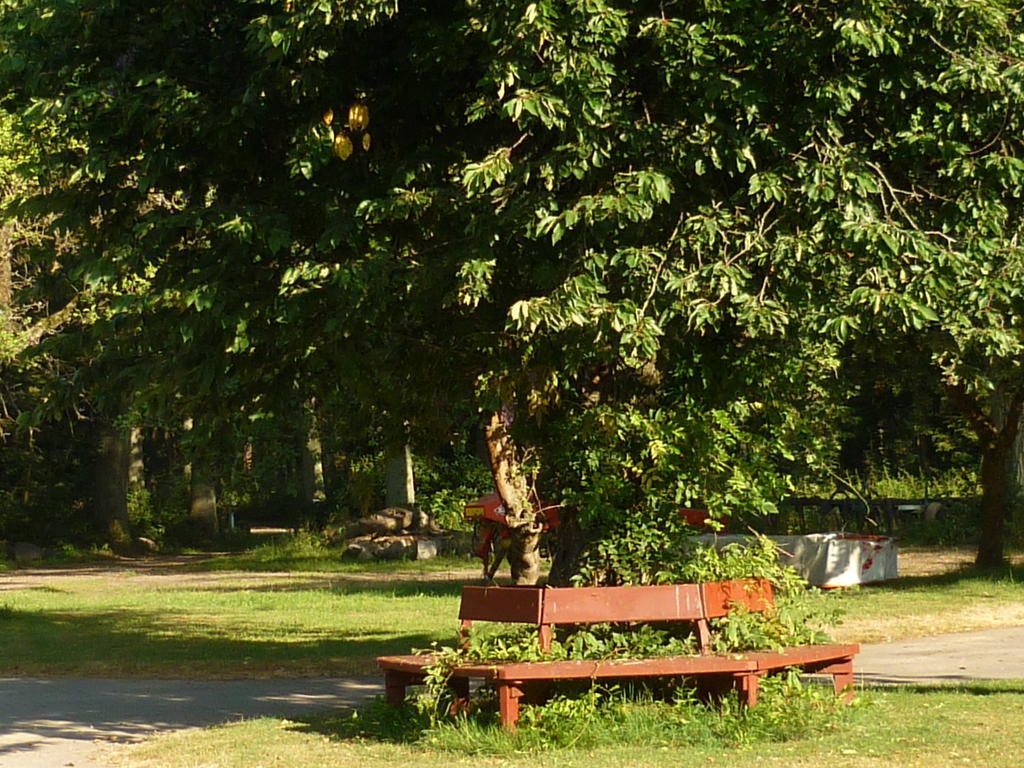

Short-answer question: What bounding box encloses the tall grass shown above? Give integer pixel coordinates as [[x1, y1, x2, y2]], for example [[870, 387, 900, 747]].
[[316, 672, 846, 754]]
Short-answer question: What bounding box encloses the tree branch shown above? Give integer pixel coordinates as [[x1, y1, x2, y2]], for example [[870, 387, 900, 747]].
[[23, 297, 78, 346], [945, 380, 997, 447]]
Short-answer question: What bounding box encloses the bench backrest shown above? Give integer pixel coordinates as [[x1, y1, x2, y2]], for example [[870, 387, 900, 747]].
[[458, 579, 774, 654]]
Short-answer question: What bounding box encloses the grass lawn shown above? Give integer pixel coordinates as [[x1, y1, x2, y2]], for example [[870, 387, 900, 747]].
[[832, 552, 1024, 643], [4, 542, 1024, 767], [0, 555, 472, 677], [2, 544, 1024, 677], [108, 685, 1024, 768]]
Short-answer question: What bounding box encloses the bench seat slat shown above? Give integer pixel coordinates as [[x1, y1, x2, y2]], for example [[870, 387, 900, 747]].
[[379, 647, 859, 684], [740, 644, 860, 671], [457, 655, 758, 680]]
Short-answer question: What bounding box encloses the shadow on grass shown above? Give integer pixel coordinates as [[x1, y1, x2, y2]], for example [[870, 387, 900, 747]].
[[288, 698, 430, 746], [861, 680, 1024, 696], [187, 552, 480, 575], [0, 606, 440, 677], [189, 577, 470, 598]]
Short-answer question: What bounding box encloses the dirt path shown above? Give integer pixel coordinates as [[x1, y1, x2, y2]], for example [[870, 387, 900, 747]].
[[2, 545, 1015, 593], [896, 546, 1024, 576], [0, 554, 481, 592]]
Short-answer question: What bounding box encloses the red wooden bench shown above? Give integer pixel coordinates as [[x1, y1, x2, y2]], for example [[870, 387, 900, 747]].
[[377, 581, 858, 730]]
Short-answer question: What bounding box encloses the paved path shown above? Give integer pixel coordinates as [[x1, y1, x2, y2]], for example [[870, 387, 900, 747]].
[[0, 677, 382, 768], [5, 627, 1024, 768], [855, 625, 1024, 686]]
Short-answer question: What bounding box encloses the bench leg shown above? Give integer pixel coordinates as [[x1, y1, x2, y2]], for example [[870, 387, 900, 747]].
[[497, 681, 524, 731], [385, 671, 414, 707], [449, 676, 471, 715], [826, 658, 855, 703], [734, 672, 761, 707]]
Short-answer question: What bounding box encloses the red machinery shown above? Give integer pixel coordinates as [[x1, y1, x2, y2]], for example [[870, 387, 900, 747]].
[[464, 493, 559, 580], [679, 507, 730, 532]]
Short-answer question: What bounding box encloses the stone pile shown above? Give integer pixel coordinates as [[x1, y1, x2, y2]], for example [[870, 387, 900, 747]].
[[339, 507, 451, 561]]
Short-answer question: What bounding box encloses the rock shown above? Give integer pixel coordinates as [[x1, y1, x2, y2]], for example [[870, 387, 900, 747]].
[[133, 537, 159, 554], [357, 508, 415, 535], [343, 535, 374, 561], [324, 525, 355, 545], [380, 536, 415, 560], [411, 510, 445, 535], [343, 532, 437, 561], [12, 542, 44, 563], [416, 537, 445, 560]]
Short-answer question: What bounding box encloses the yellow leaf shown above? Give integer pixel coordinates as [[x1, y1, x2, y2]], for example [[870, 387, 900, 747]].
[[333, 133, 353, 160], [348, 102, 370, 132]]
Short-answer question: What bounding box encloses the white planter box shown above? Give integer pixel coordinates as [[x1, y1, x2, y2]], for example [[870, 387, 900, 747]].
[[693, 533, 898, 588]]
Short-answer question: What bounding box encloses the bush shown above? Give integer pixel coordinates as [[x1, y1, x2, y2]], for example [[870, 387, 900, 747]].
[[414, 452, 493, 532]]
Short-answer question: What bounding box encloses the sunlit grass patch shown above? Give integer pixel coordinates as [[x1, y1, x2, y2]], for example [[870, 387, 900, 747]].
[[832, 559, 1024, 643]]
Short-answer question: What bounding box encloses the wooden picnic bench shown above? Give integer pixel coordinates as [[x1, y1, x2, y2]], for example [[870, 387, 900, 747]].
[[377, 580, 858, 730]]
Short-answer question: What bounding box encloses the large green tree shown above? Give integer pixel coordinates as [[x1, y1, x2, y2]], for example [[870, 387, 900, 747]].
[[4, 0, 1024, 572]]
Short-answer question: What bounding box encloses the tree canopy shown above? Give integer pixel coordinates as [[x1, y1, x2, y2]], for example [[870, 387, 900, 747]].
[[3, 0, 1024, 567]]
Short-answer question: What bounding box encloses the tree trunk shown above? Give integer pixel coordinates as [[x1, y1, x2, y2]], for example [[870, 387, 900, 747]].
[[1011, 416, 1024, 498], [183, 418, 219, 540], [128, 426, 145, 493], [299, 430, 326, 505], [976, 437, 1015, 567], [0, 222, 12, 315], [315, 409, 339, 511], [547, 508, 589, 586], [484, 410, 542, 585], [951, 384, 1024, 568], [95, 418, 131, 549], [385, 444, 416, 508], [189, 464, 219, 540]]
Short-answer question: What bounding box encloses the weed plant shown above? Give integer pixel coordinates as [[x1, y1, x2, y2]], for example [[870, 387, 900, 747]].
[[328, 671, 847, 754]]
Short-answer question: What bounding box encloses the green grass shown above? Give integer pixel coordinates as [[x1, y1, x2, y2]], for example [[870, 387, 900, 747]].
[[3, 546, 1024, 677], [832, 561, 1024, 643], [0, 568, 463, 677], [5, 544, 1024, 766], [109, 684, 1024, 768], [195, 544, 479, 574]]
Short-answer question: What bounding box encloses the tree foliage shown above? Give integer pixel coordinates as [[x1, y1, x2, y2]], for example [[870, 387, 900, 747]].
[[3, 1, 1024, 564]]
